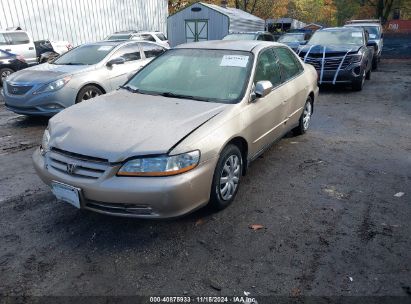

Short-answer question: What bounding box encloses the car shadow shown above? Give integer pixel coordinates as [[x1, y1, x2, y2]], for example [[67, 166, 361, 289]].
[[7, 115, 49, 129]]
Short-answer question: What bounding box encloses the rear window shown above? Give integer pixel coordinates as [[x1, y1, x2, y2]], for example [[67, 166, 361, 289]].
[[140, 42, 166, 58], [7, 32, 30, 45], [156, 33, 167, 41], [137, 34, 156, 42]]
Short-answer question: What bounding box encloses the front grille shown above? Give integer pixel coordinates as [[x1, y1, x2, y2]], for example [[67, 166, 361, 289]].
[[303, 56, 352, 71], [6, 83, 33, 95], [86, 201, 155, 215], [47, 148, 109, 179]]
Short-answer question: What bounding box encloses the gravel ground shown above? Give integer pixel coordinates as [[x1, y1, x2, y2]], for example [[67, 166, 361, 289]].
[[0, 59, 410, 299]]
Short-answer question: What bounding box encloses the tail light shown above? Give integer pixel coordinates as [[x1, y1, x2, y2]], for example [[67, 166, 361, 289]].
[[16, 55, 26, 63]]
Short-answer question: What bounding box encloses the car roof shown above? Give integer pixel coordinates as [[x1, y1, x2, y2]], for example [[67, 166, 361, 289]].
[[344, 23, 380, 27], [319, 27, 364, 32], [82, 40, 135, 47], [175, 40, 282, 52]]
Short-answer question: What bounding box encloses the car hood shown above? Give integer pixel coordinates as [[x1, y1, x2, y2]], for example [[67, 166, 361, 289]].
[[7, 63, 94, 84], [299, 44, 362, 56], [49, 90, 229, 162]]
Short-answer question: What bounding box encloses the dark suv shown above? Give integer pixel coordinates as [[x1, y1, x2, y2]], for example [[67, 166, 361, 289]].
[[223, 32, 275, 42], [297, 27, 373, 91]]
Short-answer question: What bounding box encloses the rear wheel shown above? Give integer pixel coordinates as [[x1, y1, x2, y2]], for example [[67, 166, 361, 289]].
[[76, 85, 103, 103], [209, 144, 243, 210], [366, 68, 371, 80], [0, 68, 14, 86], [372, 57, 378, 70], [293, 96, 313, 136]]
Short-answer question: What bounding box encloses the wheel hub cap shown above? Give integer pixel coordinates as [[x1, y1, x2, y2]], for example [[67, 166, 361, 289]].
[[219, 155, 241, 201]]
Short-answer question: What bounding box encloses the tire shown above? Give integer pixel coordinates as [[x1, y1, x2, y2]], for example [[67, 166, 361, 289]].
[[76, 85, 103, 104], [209, 144, 243, 210], [0, 68, 14, 86], [293, 96, 313, 136], [366, 68, 371, 80], [372, 57, 378, 70], [352, 70, 365, 91]]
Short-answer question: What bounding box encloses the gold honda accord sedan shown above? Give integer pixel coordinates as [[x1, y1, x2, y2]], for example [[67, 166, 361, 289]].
[[33, 40, 319, 218]]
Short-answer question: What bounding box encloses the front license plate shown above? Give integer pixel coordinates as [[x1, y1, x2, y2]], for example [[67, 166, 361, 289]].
[[51, 182, 81, 209]]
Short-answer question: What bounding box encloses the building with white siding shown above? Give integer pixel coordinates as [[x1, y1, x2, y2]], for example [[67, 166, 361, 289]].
[[0, 0, 168, 46]]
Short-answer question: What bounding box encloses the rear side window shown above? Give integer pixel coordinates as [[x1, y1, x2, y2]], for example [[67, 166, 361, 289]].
[[156, 33, 167, 41], [0, 33, 7, 45], [111, 43, 141, 62], [138, 34, 156, 42], [7, 32, 30, 45], [274, 47, 302, 80], [264, 34, 274, 41], [254, 48, 281, 87], [140, 42, 166, 58]]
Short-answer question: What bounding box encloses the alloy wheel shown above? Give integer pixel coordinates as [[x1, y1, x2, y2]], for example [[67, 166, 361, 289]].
[[1, 70, 12, 82], [219, 154, 241, 201], [303, 101, 312, 130], [81, 89, 100, 101]]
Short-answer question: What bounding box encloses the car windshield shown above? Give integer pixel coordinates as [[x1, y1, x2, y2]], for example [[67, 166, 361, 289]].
[[53, 44, 115, 65], [279, 34, 305, 42], [223, 34, 256, 40], [126, 49, 253, 104], [106, 34, 132, 40], [309, 30, 363, 45]]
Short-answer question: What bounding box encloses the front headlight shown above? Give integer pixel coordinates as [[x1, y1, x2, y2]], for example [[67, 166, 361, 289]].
[[33, 76, 71, 95], [117, 150, 200, 177], [350, 54, 363, 63], [40, 128, 50, 155]]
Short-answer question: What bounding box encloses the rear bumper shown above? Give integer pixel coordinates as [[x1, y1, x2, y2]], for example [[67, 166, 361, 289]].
[[32, 148, 217, 218]]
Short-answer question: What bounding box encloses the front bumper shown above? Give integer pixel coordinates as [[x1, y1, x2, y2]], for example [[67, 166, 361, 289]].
[[3, 83, 78, 116], [33, 148, 217, 218], [316, 64, 365, 84]]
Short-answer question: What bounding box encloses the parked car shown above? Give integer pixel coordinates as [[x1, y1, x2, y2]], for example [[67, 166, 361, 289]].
[[34, 40, 73, 63], [0, 49, 28, 86], [32, 40, 319, 218], [0, 29, 37, 65], [344, 20, 383, 70], [3, 40, 167, 116], [223, 32, 275, 41], [297, 27, 373, 91], [105, 30, 170, 48], [278, 32, 310, 52]]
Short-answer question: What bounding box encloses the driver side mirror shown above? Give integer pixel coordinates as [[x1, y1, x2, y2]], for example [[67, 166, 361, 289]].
[[367, 40, 377, 48], [251, 81, 273, 102], [106, 57, 125, 67]]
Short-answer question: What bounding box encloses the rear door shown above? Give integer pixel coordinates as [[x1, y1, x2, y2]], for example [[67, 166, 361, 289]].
[[4, 32, 36, 65], [273, 47, 307, 127]]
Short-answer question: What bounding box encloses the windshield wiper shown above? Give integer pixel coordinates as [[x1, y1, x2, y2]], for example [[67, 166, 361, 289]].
[[160, 92, 202, 101], [58, 62, 86, 65], [120, 85, 140, 93]]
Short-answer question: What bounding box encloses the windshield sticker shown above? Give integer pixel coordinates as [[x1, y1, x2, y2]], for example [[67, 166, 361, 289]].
[[98, 46, 113, 51], [220, 55, 249, 67], [351, 32, 363, 38]]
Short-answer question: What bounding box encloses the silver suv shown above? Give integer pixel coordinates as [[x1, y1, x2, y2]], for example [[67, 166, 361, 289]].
[[0, 29, 37, 65], [345, 20, 383, 70]]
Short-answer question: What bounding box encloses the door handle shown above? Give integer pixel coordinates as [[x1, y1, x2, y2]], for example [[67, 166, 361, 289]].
[[5, 49, 11, 51], [29, 47, 34, 50]]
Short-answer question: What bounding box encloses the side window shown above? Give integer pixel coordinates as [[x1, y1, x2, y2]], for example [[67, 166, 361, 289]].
[[111, 43, 141, 62], [6, 32, 30, 45], [257, 35, 264, 41], [274, 47, 302, 80], [156, 33, 167, 41], [140, 42, 166, 58], [139, 34, 156, 42], [0, 33, 8, 45], [254, 48, 281, 87], [264, 35, 274, 41]]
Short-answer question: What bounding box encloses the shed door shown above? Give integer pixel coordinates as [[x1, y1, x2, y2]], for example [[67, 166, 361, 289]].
[[185, 20, 208, 43]]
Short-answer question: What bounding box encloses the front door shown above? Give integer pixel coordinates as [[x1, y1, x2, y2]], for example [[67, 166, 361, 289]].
[[185, 20, 208, 43]]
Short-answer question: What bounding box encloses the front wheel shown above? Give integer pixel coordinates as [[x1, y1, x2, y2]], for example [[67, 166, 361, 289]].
[[0, 68, 14, 86], [76, 85, 103, 104], [352, 70, 365, 91], [293, 96, 313, 135], [209, 144, 243, 210]]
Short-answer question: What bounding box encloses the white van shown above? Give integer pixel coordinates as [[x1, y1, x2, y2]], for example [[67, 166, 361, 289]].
[[0, 30, 37, 65]]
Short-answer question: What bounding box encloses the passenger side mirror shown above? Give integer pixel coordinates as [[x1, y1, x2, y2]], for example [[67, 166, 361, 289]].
[[251, 81, 273, 101], [106, 57, 125, 67], [367, 40, 377, 48]]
